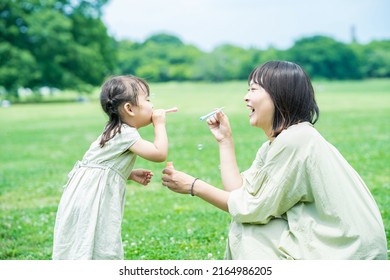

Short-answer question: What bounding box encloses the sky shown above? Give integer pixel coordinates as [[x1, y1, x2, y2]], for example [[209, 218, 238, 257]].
[[102, 0, 390, 51]]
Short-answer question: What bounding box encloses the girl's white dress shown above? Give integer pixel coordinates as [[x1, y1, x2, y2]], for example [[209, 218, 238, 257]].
[[226, 122, 388, 259], [53, 124, 140, 259]]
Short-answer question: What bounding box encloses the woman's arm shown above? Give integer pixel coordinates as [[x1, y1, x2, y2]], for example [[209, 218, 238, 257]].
[[218, 138, 242, 191], [207, 111, 242, 191], [162, 168, 230, 212]]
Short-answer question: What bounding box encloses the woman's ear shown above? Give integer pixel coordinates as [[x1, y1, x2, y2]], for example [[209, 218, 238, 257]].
[[123, 102, 135, 116]]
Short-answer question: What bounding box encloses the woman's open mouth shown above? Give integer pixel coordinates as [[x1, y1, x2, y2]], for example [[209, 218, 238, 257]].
[[247, 105, 255, 117]]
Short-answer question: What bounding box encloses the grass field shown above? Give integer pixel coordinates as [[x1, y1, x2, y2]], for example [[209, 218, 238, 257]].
[[0, 79, 389, 259]]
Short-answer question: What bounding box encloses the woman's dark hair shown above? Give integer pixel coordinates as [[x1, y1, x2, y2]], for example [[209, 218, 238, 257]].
[[99, 75, 150, 147], [248, 61, 319, 137]]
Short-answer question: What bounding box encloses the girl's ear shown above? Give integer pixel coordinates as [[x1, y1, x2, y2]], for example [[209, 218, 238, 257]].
[[123, 102, 135, 116]]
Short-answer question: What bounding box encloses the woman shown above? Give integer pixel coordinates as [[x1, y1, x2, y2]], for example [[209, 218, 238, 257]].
[[161, 61, 387, 259]]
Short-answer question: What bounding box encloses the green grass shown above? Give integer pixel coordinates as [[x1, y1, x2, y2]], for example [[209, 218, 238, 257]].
[[0, 79, 389, 259]]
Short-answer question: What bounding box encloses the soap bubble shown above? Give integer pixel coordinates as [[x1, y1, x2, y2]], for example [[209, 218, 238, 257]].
[[197, 144, 203, 150]]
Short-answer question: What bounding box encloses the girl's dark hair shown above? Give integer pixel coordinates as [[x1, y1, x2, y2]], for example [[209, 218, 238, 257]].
[[248, 61, 319, 137], [99, 75, 150, 147]]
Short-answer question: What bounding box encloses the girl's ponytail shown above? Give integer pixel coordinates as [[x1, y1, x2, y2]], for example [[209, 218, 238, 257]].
[[100, 111, 122, 148]]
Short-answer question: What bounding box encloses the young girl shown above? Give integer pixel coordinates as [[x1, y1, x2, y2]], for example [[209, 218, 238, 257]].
[[53, 75, 168, 260]]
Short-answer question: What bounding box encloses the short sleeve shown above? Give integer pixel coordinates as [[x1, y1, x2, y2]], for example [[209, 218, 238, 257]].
[[94, 124, 141, 159], [116, 124, 141, 151], [228, 133, 312, 224]]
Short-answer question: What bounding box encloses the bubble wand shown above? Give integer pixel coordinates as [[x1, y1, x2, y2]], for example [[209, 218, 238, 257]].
[[165, 107, 178, 113], [199, 107, 224, 121]]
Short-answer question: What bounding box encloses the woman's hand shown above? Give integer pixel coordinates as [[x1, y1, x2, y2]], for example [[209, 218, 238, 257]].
[[161, 168, 196, 195], [207, 111, 232, 143], [162, 167, 230, 212], [129, 169, 153, 186]]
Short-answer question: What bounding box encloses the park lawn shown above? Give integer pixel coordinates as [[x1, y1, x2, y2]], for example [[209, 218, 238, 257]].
[[0, 79, 389, 259]]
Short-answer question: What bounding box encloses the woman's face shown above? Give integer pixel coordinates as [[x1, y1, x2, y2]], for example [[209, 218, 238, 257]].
[[244, 81, 275, 137]]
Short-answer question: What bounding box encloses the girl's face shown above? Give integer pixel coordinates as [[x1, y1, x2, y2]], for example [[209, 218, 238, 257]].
[[244, 81, 275, 138], [131, 88, 154, 128]]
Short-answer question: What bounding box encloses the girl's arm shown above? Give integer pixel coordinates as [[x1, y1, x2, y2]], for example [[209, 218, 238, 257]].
[[207, 111, 242, 191], [130, 110, 168, 162], [162, 168, 230, 212]]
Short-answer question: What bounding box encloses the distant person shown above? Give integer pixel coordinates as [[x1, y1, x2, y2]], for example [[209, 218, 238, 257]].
[[53, 75, 168, 259], [162, 61, 388, 259]]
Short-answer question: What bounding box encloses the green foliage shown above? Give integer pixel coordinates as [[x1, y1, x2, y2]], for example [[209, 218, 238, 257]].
[[1, 1, 389, 97], [144, 33, 184, 46], [0, 42, 41, 91], [0, 80, 389, 259], [0, 0, 115, 99], [287, 36, 362, 79], [114, 34, 389, 83], [360, 40, 390, 78], [115, 33, 203, 82], [193, 45, 257, 81]]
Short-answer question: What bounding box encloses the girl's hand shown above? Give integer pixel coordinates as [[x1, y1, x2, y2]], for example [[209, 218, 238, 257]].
[[152, 109, 166, 126], [207, 111, 232, 143], [129, 169, 154, 186]]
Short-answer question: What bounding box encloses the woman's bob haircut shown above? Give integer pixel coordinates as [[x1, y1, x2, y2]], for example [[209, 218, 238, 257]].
[[248, 61, 319, 137]]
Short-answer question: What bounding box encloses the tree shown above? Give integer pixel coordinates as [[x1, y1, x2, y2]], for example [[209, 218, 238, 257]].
[[357, 40, 390, 78], [116, 33, 203, 82], [143, 33, 184, 46], [193, 44, 257, 81], [0, 0, 115, 98], [0, 42, 41, 91], [287, 36, 362, 79], [116, 40, 142, 75]]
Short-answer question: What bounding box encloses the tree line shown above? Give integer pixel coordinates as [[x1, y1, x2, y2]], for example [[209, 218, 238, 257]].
[[1, 0, 389, 100]]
